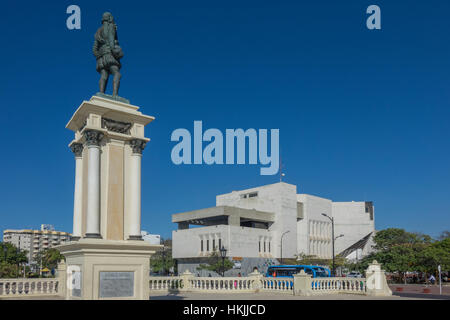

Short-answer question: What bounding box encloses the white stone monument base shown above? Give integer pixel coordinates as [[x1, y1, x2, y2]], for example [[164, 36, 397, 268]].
[[57, 239, 160, 300], [365, 260, 393, 297]]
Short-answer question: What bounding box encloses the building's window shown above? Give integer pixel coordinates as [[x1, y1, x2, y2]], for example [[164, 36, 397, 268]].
[[259, 241, 261, 252], [264, 241, 266, 253], [268, 242, 271, 252], [240, 192, 258, 199], [213, 239, 215, 250], [207, 240, 209, 252], [219, 238, 222, 249], [201, 240, 203, 252]]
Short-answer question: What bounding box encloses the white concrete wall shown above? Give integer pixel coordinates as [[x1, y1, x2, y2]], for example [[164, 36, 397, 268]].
[[172, 225, 272, 259], [172, 183, 376, 263], [216, 182, 297, 259], [297, 194, 332, 258], [332, 202, 375, 255]]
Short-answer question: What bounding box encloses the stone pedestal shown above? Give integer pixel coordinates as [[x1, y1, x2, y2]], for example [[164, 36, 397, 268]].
[[248, 270, 263, 292], [59, 239, 158, 300], [58, 95, 161, 300], [365, 260, 392, 296], [293, 270, 313, 296]]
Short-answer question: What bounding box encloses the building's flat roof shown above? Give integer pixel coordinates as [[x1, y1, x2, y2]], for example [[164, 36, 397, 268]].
[[3, 229, 71, 235], [172, 206, 275, 223]]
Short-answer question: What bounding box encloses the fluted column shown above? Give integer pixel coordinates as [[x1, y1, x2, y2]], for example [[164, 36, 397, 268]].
[[128, 139, 146, 240], [70, 143, 84, 241], [84, 130, 104, 239]]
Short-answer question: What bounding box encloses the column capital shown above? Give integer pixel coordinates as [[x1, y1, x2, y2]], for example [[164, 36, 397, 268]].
[[130, 139, 147, 154], [84, 130, 104, 147], [70, 143, 84, 157]]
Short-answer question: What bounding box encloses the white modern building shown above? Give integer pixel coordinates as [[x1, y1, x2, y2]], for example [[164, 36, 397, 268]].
[[3, 224, 71, 265], [172, 182, 375, 276]]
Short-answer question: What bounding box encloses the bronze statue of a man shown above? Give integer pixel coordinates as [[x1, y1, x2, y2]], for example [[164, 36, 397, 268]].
[[93, 12, 124, 97]]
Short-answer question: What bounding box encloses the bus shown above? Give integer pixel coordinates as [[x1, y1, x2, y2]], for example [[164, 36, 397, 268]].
[[266, 265, 331, 278]]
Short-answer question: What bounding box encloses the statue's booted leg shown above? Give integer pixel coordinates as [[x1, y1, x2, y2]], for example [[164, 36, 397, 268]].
[[99, 69, 109, 93], [111, 66, 121, 97]]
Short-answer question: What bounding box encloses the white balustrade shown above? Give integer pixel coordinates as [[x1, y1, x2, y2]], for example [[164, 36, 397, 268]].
[[310, 277, 366, 295], [149, 275, 366, 295], [0, 279, 60, 298], [188, 277, 255, 292], [149, 277, 183, 291], [261, 278, 293, 292]]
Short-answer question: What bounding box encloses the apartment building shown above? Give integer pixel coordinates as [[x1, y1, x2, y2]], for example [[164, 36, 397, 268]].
[[3, 224, 71, 265]]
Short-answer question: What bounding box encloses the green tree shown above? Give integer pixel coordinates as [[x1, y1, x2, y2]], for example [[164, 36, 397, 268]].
[[372, 228, 430, 251], [417, 238, 450, 274], [197, 250, 234, 276], [0, 242, 28, 278], [34, 248, 65, 276], [150, 238, 175, 275], [359, 228, 434, 283]]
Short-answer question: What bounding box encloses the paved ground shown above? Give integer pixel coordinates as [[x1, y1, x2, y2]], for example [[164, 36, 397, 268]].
[[148, 291, 447, 300], [389, 284, 450, 295], [2, 284, 449, 300]]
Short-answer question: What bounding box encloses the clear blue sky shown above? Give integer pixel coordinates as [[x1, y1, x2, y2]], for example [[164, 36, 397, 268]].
[[0, 0, 449, 239]]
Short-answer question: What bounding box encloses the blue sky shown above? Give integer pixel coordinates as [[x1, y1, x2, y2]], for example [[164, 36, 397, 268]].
[[0, 0, 449, 239]]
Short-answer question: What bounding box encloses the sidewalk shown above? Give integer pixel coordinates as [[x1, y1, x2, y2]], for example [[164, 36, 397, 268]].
[[149, 292, 438, 300]]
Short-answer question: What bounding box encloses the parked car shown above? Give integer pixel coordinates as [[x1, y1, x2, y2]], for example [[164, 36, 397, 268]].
[[347, 271, 363, 278]]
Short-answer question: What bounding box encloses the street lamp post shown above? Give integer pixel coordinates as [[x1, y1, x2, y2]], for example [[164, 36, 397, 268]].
[[322, 213, 337, 277], [219, 246, 227, 277], [280, 231, 290, 265], [16, 248, 20, 278]]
